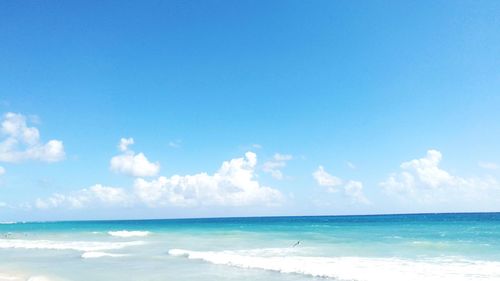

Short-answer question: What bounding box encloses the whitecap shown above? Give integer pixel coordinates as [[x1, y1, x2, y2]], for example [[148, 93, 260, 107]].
[[108, 230, 151, 238], [0, 239, 145, 252], [81, 251, 128, 259], [27, 276, 52, 281], [0, 274, 21, 281], [168, 248, 500, 281]]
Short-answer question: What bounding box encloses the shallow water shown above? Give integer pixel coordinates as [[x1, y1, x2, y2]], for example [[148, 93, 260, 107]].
[[1, 213, 500, 280]]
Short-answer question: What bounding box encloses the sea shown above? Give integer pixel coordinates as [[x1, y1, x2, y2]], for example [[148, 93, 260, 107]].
[[1, 213, 500, 281]]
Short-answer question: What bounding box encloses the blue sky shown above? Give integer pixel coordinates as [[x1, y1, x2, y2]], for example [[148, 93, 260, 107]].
[[1, 0, 499, 221]]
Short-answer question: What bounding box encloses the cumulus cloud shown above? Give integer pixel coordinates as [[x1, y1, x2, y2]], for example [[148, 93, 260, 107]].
[[262, 153, 293, 180], [134, 152, 282, 207], [344, 180, 369, 204], [0, 112, 65, 163], [35, 184, 130, 209], [110, 138, 160, 177], [118, 137, 134, 152], [0, 166, 5, 176], [312, 166, 369, 204], [380, 149, 499, 203], [313, 166, 343, 190], [35, 152, 281, 210]]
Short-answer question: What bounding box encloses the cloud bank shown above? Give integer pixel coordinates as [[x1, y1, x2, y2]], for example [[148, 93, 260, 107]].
[[135, 152, 282, 207], [36, 151, 282, 209]]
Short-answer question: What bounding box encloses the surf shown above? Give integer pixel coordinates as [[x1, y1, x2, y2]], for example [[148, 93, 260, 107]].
[[169, 248, 500, 281], [0, 239, 145, 252], [107, 230, 151, 237]]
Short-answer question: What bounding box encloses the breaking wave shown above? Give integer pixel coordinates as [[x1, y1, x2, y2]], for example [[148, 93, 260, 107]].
[[26, 277, 52, 281], [0, 274, 21, 280], [108, 230, 151, 237], [168, 248, 500, 281], [0, 239, 145, 252], [81, 251, 128, 259]]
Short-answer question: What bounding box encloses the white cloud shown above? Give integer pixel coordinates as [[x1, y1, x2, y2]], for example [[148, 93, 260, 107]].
[[313, 166, 343, 190], [0, 112, 65, 163], [400, 150, 453, 188], [380, 150, 500, 203], [110, 138, 160, 177], [262, 153, 293, 180], [312, 166, 368, 204], [34, 152, 282, 210], [111, 152, 160, 177], [89, 184, 129, 204], [0, 166, 5, 176], [344, 180, 369, 204], [347, 162, 356, 169], [134, 152, 282, 207], [479, 161, 499, 170], [118, 138, 134, 152], [35, 184, 130, 209]]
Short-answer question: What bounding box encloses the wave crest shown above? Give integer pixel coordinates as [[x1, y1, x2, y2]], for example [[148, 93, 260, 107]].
[[108, 230, 151, 237], [168, 248, 500, 281], [81, 251, 128, 259], [27, 277, 52, 281], [0, 239, 145, 252]]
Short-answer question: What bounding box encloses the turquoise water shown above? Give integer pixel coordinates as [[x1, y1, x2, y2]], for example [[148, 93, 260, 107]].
[[1, 213, 500, 281]]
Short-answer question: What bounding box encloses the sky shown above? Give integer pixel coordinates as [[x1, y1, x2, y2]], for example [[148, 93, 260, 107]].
[[0, 0, 499, 221]]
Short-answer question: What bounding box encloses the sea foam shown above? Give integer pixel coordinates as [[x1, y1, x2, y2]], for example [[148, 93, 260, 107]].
[[0, 239, 145, 252], [26, 277, 52, 281], [0, 274, 21, 281], [108, 230, 151, 237], [81, 252, 128, 259], [168, 248, 500, 281]]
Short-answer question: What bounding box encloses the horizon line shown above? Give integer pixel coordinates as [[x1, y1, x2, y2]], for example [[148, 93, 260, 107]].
[[5, 210, 500, 224]]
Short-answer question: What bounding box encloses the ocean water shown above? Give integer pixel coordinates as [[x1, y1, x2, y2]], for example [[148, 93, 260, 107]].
[[1, 213, 500, 281]]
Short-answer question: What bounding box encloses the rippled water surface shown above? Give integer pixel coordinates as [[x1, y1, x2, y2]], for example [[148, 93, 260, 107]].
[[1, 213, 500, 281]]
